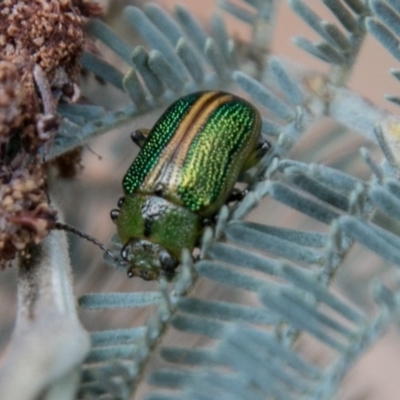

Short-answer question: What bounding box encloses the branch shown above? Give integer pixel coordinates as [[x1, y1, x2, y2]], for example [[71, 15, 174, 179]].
[[0, 230, 90, 400]]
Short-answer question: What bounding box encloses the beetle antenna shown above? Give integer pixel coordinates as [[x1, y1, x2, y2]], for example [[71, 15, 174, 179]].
[[55, 222, 119, 261]]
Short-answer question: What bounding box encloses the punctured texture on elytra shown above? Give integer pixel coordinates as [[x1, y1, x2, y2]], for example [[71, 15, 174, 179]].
[[122, 91, 261, 216]]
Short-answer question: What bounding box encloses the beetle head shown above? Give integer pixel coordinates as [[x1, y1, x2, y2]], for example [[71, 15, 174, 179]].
[[121, 239, 178, 281]]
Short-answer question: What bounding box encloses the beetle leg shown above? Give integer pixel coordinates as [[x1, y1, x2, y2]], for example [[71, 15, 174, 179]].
[[242, 139, 271, 171], [161, 268, 177, 282], [227, 188, 248, 203], [130, 129, 150, 148], [195, 217, 216, 246], [201, 217, 214, 226]]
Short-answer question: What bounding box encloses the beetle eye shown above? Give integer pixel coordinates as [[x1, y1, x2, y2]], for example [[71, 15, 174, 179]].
[[117, 196, 125, 208], [159, 251, 176, 271]]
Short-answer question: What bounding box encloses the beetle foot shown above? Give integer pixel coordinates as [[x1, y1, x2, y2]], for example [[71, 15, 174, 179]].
[[227, 188, 248, 203], [256, 139, 271, 160], [201, 217, 214, 226]]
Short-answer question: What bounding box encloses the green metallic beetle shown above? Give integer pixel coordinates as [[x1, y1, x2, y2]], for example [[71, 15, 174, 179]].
[[110, 91, 270, 280]]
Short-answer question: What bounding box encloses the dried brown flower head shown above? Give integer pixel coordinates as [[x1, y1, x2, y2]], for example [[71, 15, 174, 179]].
[[73, 0, 103, 18], [1, 0, 85, 81], [0, 0, 92, 154], [0, 164, 56, 268], [0, 61, 23, 146], [0, 0, 102, 268]]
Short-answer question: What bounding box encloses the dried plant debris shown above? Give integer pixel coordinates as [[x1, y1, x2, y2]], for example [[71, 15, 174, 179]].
[[0, 164, 56, 267], [0, 0, 101, 268], [1, 0, 83, 81], [51, 147, 84, 179], [0, 62, 23, 148], [72, 0, 103, 18]]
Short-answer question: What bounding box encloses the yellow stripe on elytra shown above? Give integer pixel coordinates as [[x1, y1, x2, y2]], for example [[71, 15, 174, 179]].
[[143, 91, 229, 191], [142, 91, 217, 189], [160, 92, 234, 198], [169, 93, 234, 189]]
